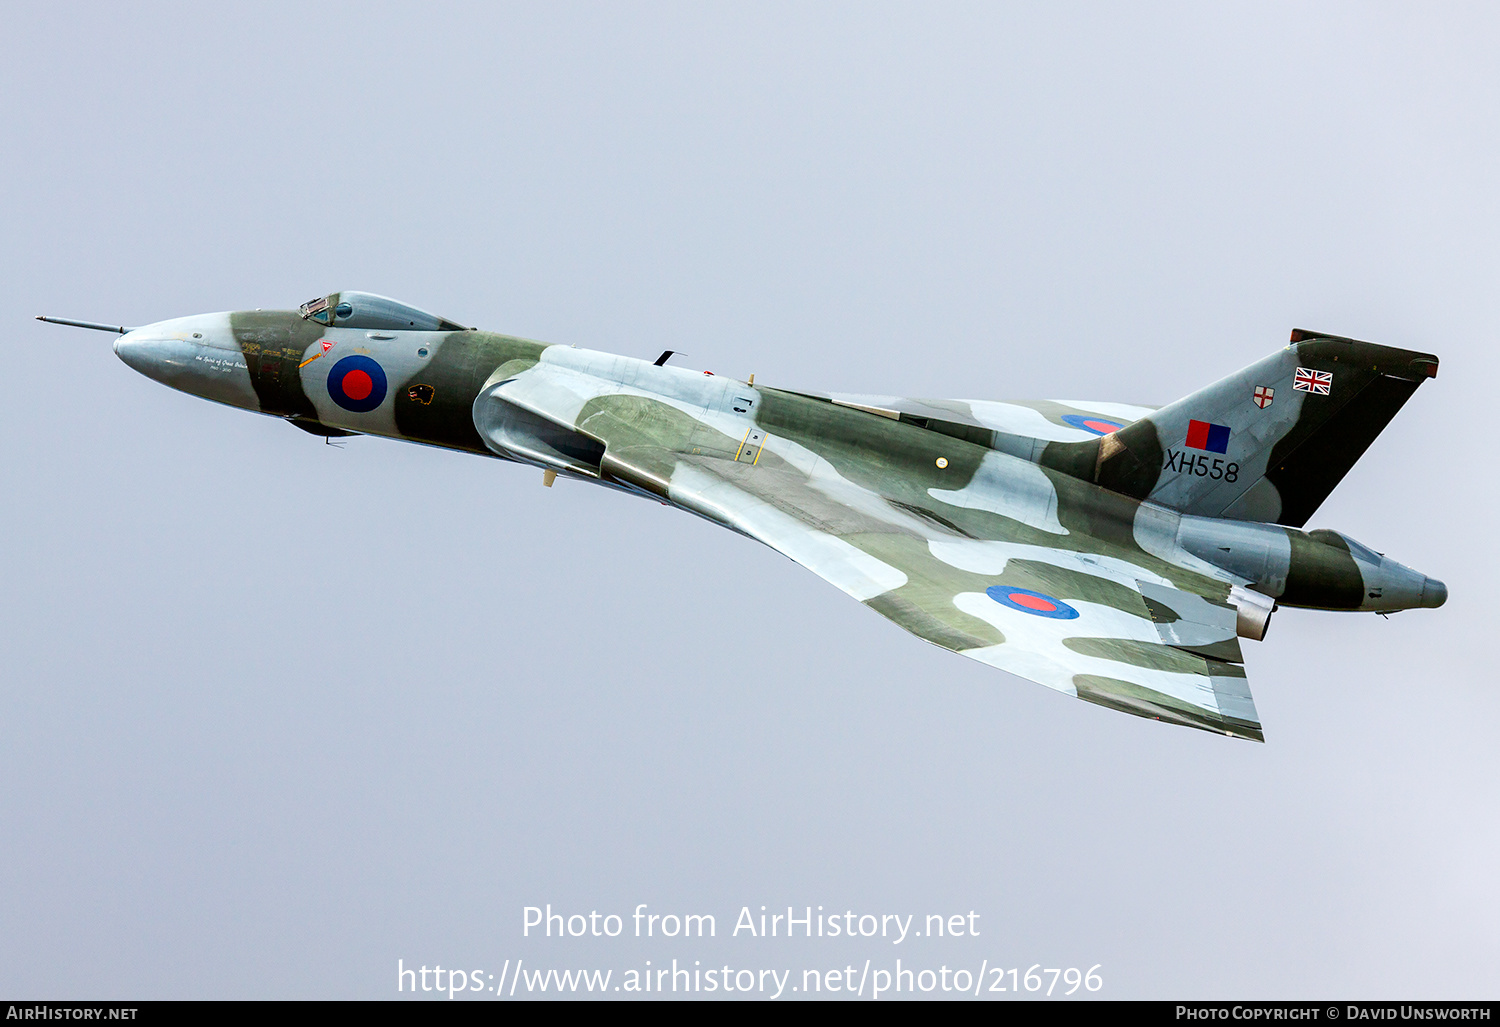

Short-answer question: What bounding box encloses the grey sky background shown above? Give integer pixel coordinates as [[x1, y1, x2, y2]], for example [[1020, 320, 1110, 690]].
[[2, 1, 1497, 999]]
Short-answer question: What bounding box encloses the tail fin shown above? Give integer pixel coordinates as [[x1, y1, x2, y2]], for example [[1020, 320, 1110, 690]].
[[1041, 330, 1438, 526]]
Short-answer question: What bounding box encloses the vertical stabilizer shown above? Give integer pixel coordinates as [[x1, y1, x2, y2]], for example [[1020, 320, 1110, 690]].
[[1041, 331, 1438, 526]]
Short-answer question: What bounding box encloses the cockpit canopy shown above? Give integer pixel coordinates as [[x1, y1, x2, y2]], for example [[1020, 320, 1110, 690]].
[[298, 291, 470, 332]]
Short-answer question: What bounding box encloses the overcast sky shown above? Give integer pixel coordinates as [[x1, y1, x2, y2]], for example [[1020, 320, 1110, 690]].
[[2, 1, 1497, 1000]]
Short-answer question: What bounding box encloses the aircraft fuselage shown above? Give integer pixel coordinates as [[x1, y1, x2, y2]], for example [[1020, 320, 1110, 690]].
[[108, 305, 1444, 634]]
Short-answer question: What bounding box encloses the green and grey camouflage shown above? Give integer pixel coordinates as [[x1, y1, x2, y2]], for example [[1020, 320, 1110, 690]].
[[44, 291, 1446, 742]]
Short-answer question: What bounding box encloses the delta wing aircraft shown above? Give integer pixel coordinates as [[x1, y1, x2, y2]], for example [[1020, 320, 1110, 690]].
[[41, 293, 1446, 741]]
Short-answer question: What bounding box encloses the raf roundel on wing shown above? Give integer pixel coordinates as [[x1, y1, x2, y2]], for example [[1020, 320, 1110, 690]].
[[985, 586, 1080, 619], [1060, 413, 1124, 436], [327, 354, 388, 412]]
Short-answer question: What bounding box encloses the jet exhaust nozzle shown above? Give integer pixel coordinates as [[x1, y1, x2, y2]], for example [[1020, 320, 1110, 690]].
[[1229, 585, 1275, 641], [1420, 578, 1448, 609]]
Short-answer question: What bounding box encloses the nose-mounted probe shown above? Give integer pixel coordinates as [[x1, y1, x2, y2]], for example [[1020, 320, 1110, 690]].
[[36, 316, 140, 334]]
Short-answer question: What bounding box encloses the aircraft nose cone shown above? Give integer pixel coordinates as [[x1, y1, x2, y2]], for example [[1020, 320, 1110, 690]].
[[115, 333, 156, 372], [1420, 578, 1448, 608], [114, 332, 192, 387], [113, 333, 145, 369]]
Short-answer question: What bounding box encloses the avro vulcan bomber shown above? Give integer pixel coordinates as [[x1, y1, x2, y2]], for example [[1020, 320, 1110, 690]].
[[41, 292, 1446, 741]]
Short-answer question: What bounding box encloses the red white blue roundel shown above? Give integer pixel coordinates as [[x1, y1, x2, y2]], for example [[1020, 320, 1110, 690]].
[[985, 586, 1080, 619], [1061, 413, 1124, 436], [327, 355, 388, 412]]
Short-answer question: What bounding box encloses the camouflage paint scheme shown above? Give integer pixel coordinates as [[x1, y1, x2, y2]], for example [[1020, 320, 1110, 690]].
[[95, 291, 1447, 742]]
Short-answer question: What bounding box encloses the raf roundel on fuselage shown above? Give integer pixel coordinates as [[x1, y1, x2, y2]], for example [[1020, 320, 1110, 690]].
[[327, 354, 388, 412]]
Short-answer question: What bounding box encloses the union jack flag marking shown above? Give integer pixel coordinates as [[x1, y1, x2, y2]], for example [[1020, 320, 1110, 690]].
[[1253, 385, 1274, 409], [1294, 367, 1332, 394]]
